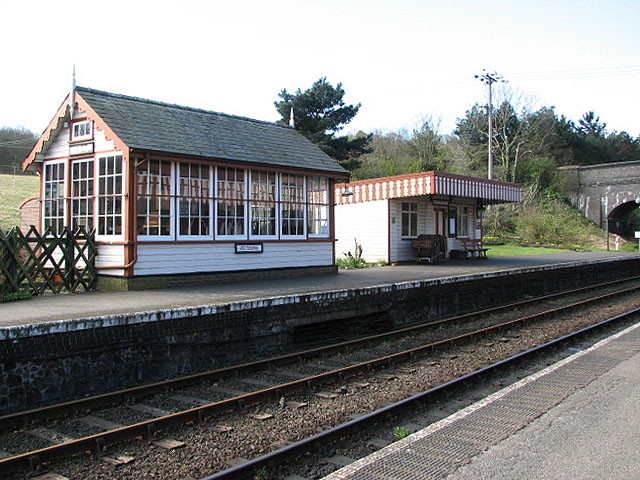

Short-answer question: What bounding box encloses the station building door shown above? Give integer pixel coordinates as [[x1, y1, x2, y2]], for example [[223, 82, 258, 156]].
[[435, 208, 447, 236]]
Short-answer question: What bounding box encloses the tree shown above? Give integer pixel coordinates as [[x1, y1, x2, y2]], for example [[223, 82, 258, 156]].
[[606, 131, 640, 162], [408, 116, 447, 171], [453, 89, 557, 183], [352, 130, 419, 180], [578, 111, 606, 136], [274, 77, 371, 171], [0, 127, 38, 171]]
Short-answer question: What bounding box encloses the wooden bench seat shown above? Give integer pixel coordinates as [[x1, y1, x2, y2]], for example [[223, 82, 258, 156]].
[[460, 238, 488, 260]]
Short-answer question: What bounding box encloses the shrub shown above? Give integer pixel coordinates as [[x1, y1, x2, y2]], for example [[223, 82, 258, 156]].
[[393, 426, 411, 440], [337, 238, 373, 269]]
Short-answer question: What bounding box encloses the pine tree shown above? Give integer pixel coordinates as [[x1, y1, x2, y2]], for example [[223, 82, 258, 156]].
[[275, 77, 371, 171]]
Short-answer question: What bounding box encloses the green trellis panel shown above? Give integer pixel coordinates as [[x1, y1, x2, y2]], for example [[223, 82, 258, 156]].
[[0, 225, 97, 295]]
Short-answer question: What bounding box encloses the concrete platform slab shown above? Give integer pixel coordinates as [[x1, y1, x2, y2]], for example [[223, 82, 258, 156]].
[[0, 251, 636, 329], [322, 320, 640, 480]]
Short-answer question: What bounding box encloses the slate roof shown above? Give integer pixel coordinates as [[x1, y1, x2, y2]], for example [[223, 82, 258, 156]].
[[76, 87, 348, 176]]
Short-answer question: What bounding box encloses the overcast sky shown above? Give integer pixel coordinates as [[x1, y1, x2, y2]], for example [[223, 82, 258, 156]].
[[1, 0, 639, 138]]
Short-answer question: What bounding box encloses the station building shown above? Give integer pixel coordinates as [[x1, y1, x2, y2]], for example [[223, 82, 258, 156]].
[[335, 172, 522, 263], [22, 87, 348, 289]]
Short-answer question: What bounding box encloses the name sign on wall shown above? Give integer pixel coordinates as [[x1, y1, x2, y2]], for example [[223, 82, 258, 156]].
[[69, 143, 95, 156], [432, 197, 449, 207], [235, 243, 264, 254]]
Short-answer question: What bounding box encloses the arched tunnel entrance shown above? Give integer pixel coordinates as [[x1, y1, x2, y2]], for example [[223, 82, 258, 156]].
[[608, 200, 640, 238]]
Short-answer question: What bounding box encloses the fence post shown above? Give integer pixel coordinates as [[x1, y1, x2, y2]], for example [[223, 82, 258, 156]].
[[11, 229, 18, 292], [64, 227, 75, 289], [3, 228, 19, 293]]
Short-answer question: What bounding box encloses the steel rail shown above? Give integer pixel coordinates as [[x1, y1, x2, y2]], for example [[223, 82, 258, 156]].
[[0, 283, 638, 475], [2, 274, 638, 433], [201, 306, 640, 480]]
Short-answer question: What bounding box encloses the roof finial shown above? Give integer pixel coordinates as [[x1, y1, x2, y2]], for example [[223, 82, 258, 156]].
[[70, 64, 76, 120], [289, 104, 295, 128]]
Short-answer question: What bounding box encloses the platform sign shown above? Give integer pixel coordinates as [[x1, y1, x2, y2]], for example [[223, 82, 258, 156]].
[[235, 243, 263, 254], [635, 231, 640, 239]]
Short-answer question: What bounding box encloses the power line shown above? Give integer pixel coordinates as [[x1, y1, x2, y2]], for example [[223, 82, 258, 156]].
[[0, 138, 37, 146], [504, 65, 640, 82]]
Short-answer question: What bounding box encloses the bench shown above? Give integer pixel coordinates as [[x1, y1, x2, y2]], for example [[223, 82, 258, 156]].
[[460, 238, 488, 260]]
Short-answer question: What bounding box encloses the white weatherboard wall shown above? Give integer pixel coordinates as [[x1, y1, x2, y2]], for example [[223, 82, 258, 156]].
[[96, 245, 126, 277], [134, 242, 333, 276], [44, 126, 70, 159], [389, 198, 430, 262], [94, 128, 116, 153], [42, 123, 124, 274], [43, 124, 115, 160], [335, 200, 389, 263]]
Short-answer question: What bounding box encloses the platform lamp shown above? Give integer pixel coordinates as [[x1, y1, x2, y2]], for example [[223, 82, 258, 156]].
[[341, 185, 353, 197], [476, 203, 484, 241]]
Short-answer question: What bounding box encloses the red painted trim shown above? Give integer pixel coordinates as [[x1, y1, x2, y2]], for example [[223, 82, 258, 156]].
[[124, 152, 136, 276], [64, 158, 71, 227], [133, 150, 349, 180], [23, 96, 70, 171], [35, 148, 121, 163], [136, 238, 334, 245], [387, 199, 392, 263], [337, 170, 521, 205], [68, 118, 95, 144], [75, 93, 129, 156], [337, 171, 519, 190], [96, 241, 133, 246], [329, 178, 336, 265]]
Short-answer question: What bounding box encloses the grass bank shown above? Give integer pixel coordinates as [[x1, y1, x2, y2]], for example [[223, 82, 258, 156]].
[[0, 174, 39, 231], [486, 244, 575, 258]]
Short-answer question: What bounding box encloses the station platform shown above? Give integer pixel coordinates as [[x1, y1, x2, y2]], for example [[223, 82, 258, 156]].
[[322, 320, 640, 480], [0, 251, 636, 329]]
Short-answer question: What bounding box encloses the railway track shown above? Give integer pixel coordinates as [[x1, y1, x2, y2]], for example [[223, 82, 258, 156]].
[[1, 277, 640, 478], [206, 306, 640, 480]]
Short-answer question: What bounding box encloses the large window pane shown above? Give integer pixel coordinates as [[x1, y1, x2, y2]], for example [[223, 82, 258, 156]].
[[307, 176, 329, 237], [178, 162, 211, 237], [71, 158, 94, 230], [97, 154, 123, 236], [281, 173, 305, 237], [216, 167, 245, 237], [250, 170, 276, 237], [137, 159, 173, 238], [43, 162, 65, 234]]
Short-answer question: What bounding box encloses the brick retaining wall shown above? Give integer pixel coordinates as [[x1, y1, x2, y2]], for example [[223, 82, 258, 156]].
[[1, 257, 638, 414]]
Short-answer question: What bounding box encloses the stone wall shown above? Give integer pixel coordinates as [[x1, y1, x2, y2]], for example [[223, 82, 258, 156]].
[[558, 161, 640, 227], [1, 256, 639, 414]]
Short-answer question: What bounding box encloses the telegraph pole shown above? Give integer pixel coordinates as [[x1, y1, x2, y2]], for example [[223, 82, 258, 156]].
[[475, 71, 506, 180]]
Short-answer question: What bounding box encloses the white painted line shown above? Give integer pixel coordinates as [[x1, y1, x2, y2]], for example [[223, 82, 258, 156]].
[[322, 321, 640, 479]]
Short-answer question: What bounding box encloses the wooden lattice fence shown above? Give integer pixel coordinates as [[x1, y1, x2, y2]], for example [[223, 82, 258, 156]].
[[0, 226, 97, 296]]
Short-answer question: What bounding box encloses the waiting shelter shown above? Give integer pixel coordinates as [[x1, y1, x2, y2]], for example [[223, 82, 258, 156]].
[[334, 171, 521, 263]]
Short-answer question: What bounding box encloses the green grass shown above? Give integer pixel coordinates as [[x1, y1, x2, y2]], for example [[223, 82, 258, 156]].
[[486, 244, 575, 257], [0, 174, 39, 231]]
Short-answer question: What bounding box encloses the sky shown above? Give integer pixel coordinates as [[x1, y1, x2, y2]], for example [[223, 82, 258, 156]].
[[1, 0, 639, 139]]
